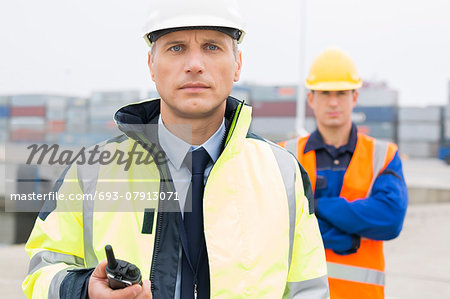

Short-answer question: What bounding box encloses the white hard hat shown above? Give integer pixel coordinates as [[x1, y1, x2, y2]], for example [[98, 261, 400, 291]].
[[142, 0, 246, 47]]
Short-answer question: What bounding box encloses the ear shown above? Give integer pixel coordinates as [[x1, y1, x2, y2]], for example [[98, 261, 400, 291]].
[[233, 51, 243, 82], [307, 91, 314, 109], [352, 90, 358, 108], [148, 51, 155, 82]]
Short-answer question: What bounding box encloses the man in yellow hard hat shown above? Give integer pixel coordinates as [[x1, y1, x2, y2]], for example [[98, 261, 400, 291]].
[[23, 1, 329, 298], [280, 47, 408, 299]]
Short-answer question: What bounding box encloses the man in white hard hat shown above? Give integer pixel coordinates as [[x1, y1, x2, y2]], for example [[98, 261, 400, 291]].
[[280, 47, 408, 299], [23, 1, 329, 298]]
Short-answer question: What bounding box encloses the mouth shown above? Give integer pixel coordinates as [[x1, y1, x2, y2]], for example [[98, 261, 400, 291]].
[[179, 82, 210, 92], [327, 111, 341, 117]]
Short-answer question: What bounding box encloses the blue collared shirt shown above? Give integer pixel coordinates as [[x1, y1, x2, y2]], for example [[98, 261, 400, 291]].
[[157, 115, 226, 299], [305, 124, 357, 199]]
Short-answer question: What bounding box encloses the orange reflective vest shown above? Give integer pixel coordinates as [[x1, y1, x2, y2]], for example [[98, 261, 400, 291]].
[[280, 133, 397, 299]]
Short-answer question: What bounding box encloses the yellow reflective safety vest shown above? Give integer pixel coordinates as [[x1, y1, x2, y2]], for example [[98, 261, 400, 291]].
[[23, 98, 329, 298]]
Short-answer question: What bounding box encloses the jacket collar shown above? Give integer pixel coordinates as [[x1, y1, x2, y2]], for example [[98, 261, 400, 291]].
[[304, 123, 357, 154], [113, 96, 251, 155]]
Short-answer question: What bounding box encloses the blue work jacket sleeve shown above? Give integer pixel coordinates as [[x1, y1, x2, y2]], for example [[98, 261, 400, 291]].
[[317, 218, 360, 255], [315, 151, 408, 240]]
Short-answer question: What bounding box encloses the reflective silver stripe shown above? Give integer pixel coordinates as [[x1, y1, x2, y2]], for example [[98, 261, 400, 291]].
[[48, 268, 74, 299], [327, 262, 385, 286], [285, 275, 329, 299], [77, 141, 106, 267], [269, 142, 296, 272], [368, 140, 389, 195], [284, 138, 299, 160], [28, 250, 84, 275]]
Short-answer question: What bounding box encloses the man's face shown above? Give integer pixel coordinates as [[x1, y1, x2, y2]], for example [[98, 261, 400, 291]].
[[307, 90, 358, 129], [148, 29, 242, 121]]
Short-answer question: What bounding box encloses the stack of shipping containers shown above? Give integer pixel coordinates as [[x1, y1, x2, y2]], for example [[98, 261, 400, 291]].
[[446, 105, 450, 143], [398, 106, 441, 158], [88, 90, 140, 143], [0, 96, 9, 142], [9, 95, 47, 143], [45, 96, 67, 144], [440, 104, 450, 161], [247, 82, 399, 143], [248, 85, 298, 141], [55, 97, 90, 146], [230, 85, 251, 104], [352, 82, 398, 143]]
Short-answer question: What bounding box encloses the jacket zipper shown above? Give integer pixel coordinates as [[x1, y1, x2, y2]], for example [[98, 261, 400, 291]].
[[149, 182, 165, 292]]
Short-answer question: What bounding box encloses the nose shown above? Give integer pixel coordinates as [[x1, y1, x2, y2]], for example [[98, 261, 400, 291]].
[[328, 94, 339, 106], [184, 49, 205, 74]]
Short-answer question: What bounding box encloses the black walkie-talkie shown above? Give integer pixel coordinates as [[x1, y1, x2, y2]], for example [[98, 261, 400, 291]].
[[105, 244, 142, 289]]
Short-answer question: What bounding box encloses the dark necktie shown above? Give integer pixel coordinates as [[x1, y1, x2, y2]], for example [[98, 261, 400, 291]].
[[181, 147, 211, 299]]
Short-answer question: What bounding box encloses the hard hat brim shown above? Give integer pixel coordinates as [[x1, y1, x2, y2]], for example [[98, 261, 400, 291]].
[[305, 81, 362, 91], [145, 26, 244, 46], [143, 15, 246, 47]]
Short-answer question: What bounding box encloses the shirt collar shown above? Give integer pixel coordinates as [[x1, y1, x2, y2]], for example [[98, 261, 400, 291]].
[[158, 116, 225, 170], [190, 119, 225, 163], [304, 123, 358, 154]]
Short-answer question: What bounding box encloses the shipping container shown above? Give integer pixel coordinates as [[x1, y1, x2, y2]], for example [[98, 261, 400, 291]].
[[10, 106, 46, 117], [445, 120, 450, 140], [251, 101, 296, 117], [399, 106, 440, 123], [91, 90, 140, 105], [9, 117, 46, 130], [46, 107, 66, 121], [304, 117, 317, 133], [0, 118, 8, 128], [89, 103, 123, 121], [0, 106, 10, 117], [0, 95, 10, 105], [47, 120, 66, 133], [231, 85, 251, 103], [55, 132, 115, 146], [10, 129, 46, 143], [88, 121, 121, 135], [11, 95, 47, 106], [398, 123, 440, 142], [65, 123, 89, 133], [249, 85, 297, 102], [305, 102, 314, 117], [46, 95, 69, 108], [67, 107, 89, 124], [358, 86, 398, 107], [356, 122, 395, 141], [352, 106, 397, 123], [398, 141, 438, 158], [68, 97, 88, 108], [0, 130, 8, 141], [251, 117, 296, 135]]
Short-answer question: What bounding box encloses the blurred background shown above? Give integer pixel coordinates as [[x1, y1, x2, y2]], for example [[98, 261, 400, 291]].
[[0, 0, 449, 298]]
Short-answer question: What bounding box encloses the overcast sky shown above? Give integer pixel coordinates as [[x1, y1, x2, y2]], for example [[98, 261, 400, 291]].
[[1, 0, 449, 106]]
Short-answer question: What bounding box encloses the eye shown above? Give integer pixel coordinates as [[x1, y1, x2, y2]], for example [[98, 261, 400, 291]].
[[206, 44, 219, 51], [170, 45, 182, 52]]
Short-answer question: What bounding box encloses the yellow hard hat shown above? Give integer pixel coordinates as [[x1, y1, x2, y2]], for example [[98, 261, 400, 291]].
[[305, 47, 362, 91]]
